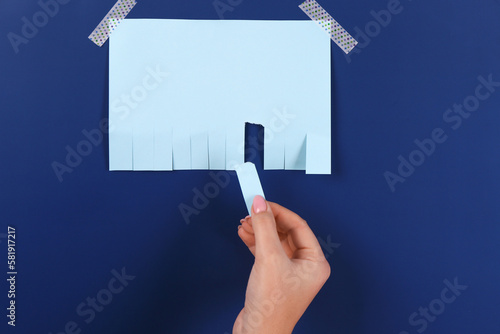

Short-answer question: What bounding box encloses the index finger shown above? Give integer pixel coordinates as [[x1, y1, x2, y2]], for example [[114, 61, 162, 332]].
[[268, 202, 324, 260]]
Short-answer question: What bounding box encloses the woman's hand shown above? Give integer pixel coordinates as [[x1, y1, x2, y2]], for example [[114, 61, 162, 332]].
[[234, 195, 331, 334]]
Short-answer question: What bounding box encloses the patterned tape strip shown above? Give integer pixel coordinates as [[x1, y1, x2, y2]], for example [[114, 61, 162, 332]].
[[299, 0, 358, 54], [88, 0, 137, 47]]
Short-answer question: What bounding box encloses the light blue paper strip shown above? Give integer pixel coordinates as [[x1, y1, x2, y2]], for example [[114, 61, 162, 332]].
[[209, 130, 226, 170], [264, 128, 285, 169], [306, 133, 331, 174], [285, 132, 307, 170], [191, 131, 209, 169], [235, 162, 266, 215], [133, 129, 155, 171], [109, 132, 133, 170], [226, 124, 245, 170], [173, 128, 191, 170], [133, 117, 155, 170], [154, 127, 172, 170]]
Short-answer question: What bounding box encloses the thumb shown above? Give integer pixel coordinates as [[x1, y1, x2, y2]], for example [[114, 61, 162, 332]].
[[251, 195, 285, 259]]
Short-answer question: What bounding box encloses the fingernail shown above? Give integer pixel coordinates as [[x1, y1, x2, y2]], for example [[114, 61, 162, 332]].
[[252, 195, 267, 214], [245, 215, 251, 220], [240, 219, 245, 224], [238, 225, 242, 230]]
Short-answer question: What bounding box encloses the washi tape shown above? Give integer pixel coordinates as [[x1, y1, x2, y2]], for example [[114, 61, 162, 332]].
[[235, 162, 266, 214], [88, 0, 137, 47], [299, 0, 358, 54]]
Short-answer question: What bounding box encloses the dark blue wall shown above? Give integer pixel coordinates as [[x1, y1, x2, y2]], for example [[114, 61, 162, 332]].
[[1, 0, 499, 333]]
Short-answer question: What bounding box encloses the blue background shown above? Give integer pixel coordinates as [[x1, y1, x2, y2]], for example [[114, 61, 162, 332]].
[[1, 0, 499, 333]]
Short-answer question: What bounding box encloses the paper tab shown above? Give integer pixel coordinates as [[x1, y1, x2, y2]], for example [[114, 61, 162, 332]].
[[264, 129, 285, 170], [235, 162, 265, 215]]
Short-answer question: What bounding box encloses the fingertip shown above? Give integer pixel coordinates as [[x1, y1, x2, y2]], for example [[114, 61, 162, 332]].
[[249, 198, 285, 258], [251, 195, 268, 215], [237, 225, 247, 240], [238, 226, 256, 254], [240, 220, 254, 235]]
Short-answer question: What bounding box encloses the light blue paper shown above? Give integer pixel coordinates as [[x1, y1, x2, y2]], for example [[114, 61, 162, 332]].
[[285, 132, 307, 170], [235, 162, 266, 214], [226, 124, 245, 170], [209, 129, 225, 170], [264, 127, 285, 169], [154, 127, 172, 170], [173, 128, 191, 170], [133, 129, 155, 171], [306, 133, 331, 174], [191, 131, 209, 170], [109, 19, 331, 174]]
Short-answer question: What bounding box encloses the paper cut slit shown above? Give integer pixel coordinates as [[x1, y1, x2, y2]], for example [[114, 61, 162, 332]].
[[243, 122, 264, 168]]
